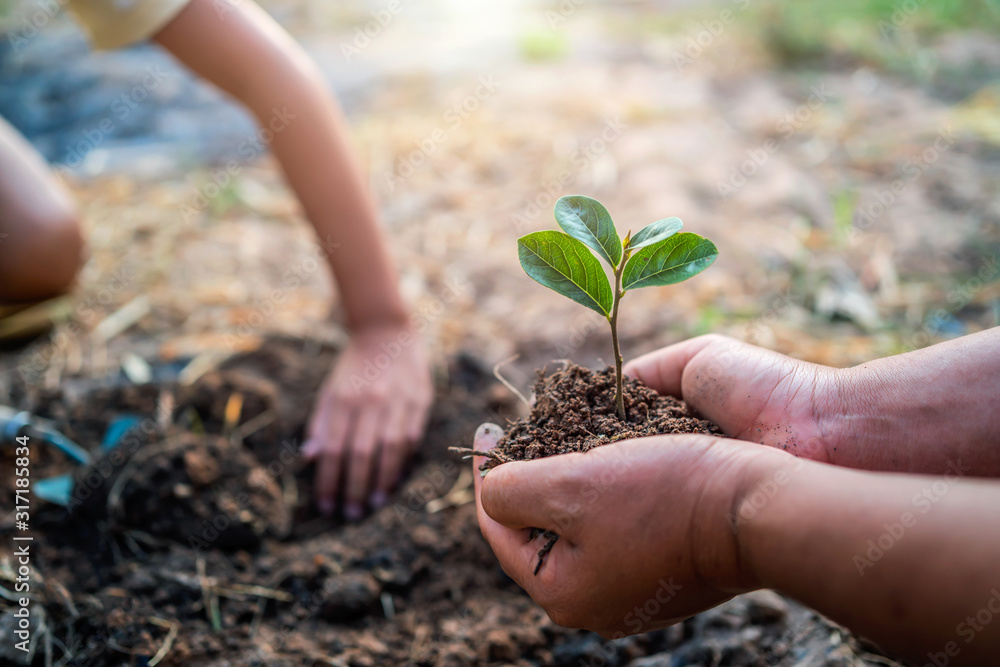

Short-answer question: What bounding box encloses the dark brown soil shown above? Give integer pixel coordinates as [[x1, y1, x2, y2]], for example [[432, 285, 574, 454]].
[[0, 338, 894, 666], [74, 434, 292, 550], [467, 362, 725, 575], [481, 363, 724, 470]]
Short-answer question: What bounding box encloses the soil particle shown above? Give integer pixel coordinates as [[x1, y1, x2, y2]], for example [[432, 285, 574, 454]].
[[3, 339, 900, 666], [76, 434, 291, 550], [319, 571, 382, 622], [482, 362, 723, 469], [472, 362, 724, 574], [746, 589, 791, 625]]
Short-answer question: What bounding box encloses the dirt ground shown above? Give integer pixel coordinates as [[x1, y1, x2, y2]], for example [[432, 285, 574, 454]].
[[1, 0, 998, 664], [1, 337, 896, 666]]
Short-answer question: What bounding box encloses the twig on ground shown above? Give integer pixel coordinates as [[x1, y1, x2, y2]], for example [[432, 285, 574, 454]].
[[223, 392, 244, 437], [425, 468, 474, 513], [196, 556, 222, 632], [249, 597, 267, 640], [231, 409, 276, 444], [90, 295, 150, 343], [493, 354, 530, 407], [216, 583, 292, 602], [447, 447, 511, 463], [148, 617, 180, 667], [107, 436, 191, 519], [156, 388, 174, 433]]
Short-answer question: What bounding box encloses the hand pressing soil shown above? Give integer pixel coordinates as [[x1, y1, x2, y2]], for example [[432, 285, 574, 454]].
[[455, 362, 724, 573]]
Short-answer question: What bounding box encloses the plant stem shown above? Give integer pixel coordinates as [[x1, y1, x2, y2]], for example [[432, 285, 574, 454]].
[[610, 256, 627, 421]]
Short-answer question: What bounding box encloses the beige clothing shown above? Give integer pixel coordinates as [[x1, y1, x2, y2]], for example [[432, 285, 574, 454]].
[[66, 0, 192, 49]]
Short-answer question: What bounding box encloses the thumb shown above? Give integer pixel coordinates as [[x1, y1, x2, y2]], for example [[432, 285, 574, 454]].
[[471, 424, 576, 587], [480, 451, 583, 538], [624, 334, 727, 398]]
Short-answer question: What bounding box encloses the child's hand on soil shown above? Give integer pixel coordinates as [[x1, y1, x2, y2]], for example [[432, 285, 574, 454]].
[[303, 324, 432, 519], [624, 330, 1000, 476], [471, 423, 773, 637]]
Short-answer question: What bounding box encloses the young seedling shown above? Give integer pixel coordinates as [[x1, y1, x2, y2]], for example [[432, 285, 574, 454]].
[[517, 195, 718, 421]]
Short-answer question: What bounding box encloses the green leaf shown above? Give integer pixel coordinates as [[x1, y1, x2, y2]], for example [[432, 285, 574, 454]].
[[622, 233, 718, 291], [627, 217, 683, 251], [518, 231, 614, 317], [553, 195, 622, 267]]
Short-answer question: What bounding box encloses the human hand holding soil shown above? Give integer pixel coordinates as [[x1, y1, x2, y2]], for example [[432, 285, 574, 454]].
[[472, 423, 769, 636], [624, 328, 1000, 476], [303, 324, 432, 519], [475, 330, 1000, 664]]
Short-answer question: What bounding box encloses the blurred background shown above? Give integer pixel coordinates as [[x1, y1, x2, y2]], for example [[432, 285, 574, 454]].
[[1, 0, 998, 394]]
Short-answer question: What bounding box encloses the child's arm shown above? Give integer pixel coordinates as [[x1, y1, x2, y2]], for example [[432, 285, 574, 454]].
[[153, 0, 432, 517]]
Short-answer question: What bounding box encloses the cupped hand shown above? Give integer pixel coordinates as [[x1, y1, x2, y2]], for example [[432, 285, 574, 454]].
[[303, 324, 432, 519], [624, 334, 842, 463], [472, 423, 777, 637]]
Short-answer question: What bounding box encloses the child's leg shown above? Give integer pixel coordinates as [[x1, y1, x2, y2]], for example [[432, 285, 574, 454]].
[[0, 116, 85, 303]]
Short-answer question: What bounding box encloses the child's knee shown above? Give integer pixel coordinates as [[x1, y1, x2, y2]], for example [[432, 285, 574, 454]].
[[0, 204, 86, 301]]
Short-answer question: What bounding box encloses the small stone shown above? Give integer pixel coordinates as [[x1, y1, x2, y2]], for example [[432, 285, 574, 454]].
[[669, 643, 717, 666], [740, 625, 763, 644], [411, 524, 439, 550], [720, 642, 756, 666], [480, 628, 519, 662], [122, 568, 158, 593], [626, 654, 671, 667], [320, 571, 381, 622], [183, 448, 220, 486], [745, 590, 790, 625]]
